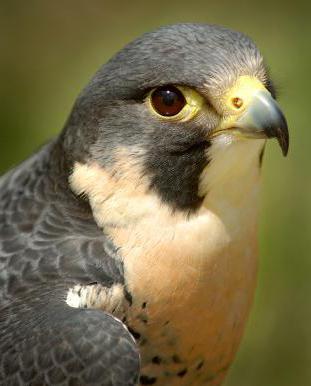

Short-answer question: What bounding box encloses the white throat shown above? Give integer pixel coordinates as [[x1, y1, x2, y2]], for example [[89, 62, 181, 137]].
[[199, 134, 264, 232]]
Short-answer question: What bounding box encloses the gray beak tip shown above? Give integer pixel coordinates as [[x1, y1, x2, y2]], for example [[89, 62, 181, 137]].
[[266, 110, 289, 157], [278, 127, 289, 157]]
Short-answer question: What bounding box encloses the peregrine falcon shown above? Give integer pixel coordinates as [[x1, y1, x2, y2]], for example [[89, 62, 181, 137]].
[[0, 23, 289, 386]]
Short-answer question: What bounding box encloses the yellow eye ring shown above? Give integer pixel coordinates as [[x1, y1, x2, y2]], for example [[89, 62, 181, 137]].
[[146, 85, 204, 122]]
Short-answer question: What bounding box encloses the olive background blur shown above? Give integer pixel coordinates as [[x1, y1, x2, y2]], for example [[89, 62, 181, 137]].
[[0, 1, 310, 385]]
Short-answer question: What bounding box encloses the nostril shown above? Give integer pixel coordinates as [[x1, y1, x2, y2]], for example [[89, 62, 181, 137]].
[[232, 97, 243, 109]]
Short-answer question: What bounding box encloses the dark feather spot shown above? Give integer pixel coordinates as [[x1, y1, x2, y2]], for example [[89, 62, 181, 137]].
[[259, 145, 265, 167], [124, 287, 133, 306], [128, 326, 141, 340], [196, 360, 204, 370], [138, 314, 148, 324], [140, 375, 157, 384], [152, 356, 162, 365], [142, 302, 147, 309], [177, 368, 188, 377]]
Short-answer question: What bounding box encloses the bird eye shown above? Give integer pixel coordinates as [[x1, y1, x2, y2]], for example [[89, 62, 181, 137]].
[[147, 85, 205, 122], [151, 86, 186, 117]]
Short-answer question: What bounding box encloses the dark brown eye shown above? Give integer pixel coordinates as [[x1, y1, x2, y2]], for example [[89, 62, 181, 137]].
[[151, 86, 186, 117]]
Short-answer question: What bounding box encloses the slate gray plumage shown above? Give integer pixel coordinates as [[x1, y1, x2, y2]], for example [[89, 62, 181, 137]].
[[0, 143, 139, 385]]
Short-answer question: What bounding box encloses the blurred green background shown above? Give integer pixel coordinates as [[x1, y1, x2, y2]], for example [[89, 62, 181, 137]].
[[0, 1, 310, 385]]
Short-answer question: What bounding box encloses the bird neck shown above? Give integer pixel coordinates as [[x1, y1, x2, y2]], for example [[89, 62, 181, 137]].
[[198, 137, 264, 229]]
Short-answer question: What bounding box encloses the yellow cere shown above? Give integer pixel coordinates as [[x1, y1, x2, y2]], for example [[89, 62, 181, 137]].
[[215, 76, 267, 133], [223, 76, 266, 114], [147, 85, 205, 122]]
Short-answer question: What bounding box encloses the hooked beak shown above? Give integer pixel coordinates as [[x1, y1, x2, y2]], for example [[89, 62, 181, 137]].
[[234, 90, 289, 156], [211, 76, 289, 156]]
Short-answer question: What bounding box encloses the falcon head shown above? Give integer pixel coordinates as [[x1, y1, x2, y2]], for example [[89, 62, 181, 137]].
[[64, 23, 289, 215]]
